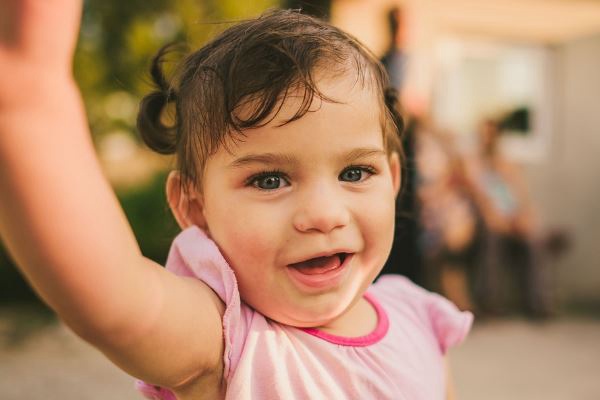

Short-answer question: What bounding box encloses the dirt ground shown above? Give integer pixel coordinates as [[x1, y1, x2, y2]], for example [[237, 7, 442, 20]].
[[1, 305, 599, 399]]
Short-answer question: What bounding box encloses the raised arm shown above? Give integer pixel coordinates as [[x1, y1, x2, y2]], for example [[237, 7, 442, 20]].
[[0, 0, 223, 389]]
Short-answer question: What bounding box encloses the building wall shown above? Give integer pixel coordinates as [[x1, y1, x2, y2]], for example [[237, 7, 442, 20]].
[[525, 34, 600, 307]]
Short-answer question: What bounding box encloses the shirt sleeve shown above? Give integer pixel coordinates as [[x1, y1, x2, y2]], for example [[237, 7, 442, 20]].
[[425, 290, 473, 354], [374, 275, 473, 354], [165, 226, 250, 379]]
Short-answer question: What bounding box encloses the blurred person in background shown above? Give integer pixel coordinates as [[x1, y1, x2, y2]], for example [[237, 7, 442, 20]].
[[416, 122, 480, 312], [380, 7, 406, 92], [378, 6, 478, 307], [378, 7, 426, 287], [465, 118, 555, 318]]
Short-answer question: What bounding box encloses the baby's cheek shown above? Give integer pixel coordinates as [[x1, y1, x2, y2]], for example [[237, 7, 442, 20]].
[[363, 198, 396, 249], [219, 222, 275, 268]]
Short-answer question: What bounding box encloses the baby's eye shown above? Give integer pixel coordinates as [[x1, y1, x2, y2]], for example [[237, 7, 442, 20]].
[[248, 172, 289, 190], [339, 166, 375, 182]]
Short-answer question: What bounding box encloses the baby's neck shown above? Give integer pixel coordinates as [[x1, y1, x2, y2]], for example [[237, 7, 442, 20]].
[[317, 296, 378, 337]]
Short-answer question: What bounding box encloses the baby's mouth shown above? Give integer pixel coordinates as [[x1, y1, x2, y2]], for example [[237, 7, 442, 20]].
[[288, 253, 349, 275]]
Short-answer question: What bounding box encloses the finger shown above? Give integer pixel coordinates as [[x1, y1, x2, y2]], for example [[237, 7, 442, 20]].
[[1, 0, 83, 63]]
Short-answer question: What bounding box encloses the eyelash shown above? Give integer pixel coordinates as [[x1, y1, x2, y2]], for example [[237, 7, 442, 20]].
[[341, 165, 377, 181], [245, 165, 378, 191], [245, 170, 289, 191]]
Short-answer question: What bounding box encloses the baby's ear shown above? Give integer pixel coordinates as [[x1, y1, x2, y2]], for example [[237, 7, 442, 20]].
[[166, 171, 208, 231], [388, 152, 401, 197]]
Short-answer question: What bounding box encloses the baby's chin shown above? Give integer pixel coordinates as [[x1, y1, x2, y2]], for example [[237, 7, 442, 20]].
[[269, 312, 341, 330], [255, 292, 361, 329]]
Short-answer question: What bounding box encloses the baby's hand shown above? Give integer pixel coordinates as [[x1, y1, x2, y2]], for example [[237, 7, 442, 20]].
[[0, 0, 82, 104]]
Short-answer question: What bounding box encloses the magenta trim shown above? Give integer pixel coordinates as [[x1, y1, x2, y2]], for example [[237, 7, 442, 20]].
[[300, 292, 389, 347]]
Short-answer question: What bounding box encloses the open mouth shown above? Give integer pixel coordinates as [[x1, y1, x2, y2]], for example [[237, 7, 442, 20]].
[[288, 253, 349, 275], [286, 252, 354, 289]]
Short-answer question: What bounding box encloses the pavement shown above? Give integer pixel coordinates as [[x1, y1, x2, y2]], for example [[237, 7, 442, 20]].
[[451, 317, 600, 400], [1, 306, 599, 399]]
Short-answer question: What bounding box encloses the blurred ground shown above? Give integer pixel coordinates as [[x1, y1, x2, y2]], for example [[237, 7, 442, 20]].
[[451, 317, 600, 400], [1, 305, 599, 399]]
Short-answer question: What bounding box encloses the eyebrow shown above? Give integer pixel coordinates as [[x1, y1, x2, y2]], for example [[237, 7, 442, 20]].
[[342, 148, 387, 162], [228, 147, 386, 169], [229, 153, 299, 169]]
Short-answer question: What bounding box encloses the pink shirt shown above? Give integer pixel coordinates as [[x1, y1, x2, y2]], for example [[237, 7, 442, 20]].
[[137, 226, 473, 399]]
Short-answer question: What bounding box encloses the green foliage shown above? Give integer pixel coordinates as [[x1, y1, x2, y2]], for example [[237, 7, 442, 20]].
[[75, 0, 278, 141], [0, 243, 38, 302], [116, 171, 180, 265]]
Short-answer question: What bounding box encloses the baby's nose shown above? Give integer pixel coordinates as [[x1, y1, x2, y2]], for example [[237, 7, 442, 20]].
[[292, 186, 350, 233]]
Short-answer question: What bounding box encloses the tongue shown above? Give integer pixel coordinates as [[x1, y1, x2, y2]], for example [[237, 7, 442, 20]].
[[290, 254, 342, 275]]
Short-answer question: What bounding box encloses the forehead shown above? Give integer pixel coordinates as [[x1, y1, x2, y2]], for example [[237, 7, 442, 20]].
[[224, 73, 384, 156]]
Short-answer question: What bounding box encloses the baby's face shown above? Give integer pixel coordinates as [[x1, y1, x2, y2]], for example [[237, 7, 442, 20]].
[[199, 75, 400, 328]]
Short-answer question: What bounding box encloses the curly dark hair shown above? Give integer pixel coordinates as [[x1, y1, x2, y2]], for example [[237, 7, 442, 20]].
[[137, 9, 404, 193]]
